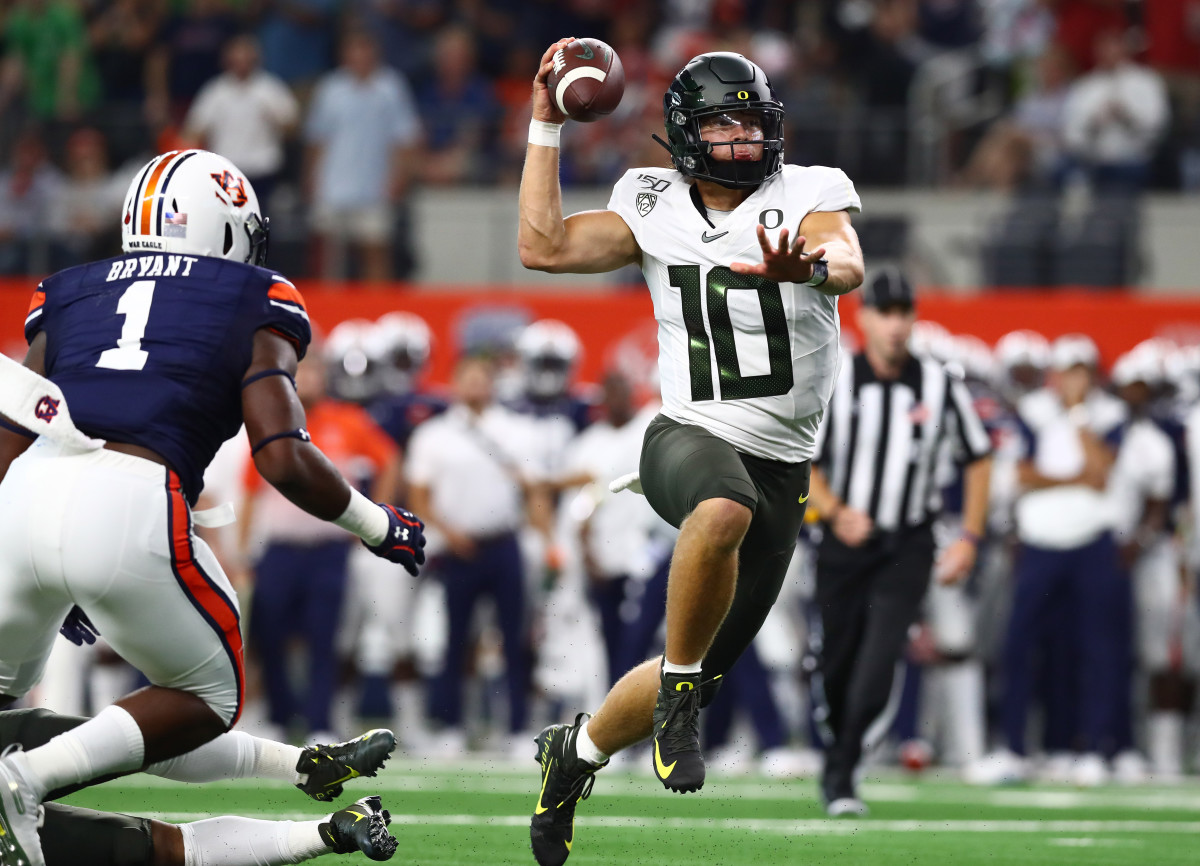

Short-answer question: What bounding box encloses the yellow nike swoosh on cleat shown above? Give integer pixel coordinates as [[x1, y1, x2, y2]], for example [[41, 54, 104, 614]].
[[654, 738, 677, 778], [327, 767, 361, 787], [798, 491, 809, 504], [534, 759, 553, 815], [565, 840, 572, 852]]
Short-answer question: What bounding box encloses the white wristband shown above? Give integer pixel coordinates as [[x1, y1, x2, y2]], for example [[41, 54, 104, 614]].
[[333, 487, 389, 546], [529, 119, 562, 148]]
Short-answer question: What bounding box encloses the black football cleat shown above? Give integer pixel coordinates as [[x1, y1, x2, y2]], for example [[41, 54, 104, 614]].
[[319, 795, 398, 861], [652, 669, 706, 793], [297, 729, 396, 802], [530, 713, 606, 866]]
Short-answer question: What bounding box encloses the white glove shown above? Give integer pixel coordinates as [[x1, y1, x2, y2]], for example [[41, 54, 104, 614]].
[[608, 471, 643, 496]]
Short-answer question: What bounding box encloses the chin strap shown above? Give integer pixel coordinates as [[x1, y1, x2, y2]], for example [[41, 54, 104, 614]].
[[651, 133, 673, 157]]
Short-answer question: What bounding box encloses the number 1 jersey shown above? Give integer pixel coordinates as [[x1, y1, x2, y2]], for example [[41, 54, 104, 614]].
[[24, 252, 312, 503], [607, 164, 862, 463]]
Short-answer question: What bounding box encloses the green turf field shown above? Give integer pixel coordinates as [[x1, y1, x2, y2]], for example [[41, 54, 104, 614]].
[[60, 758, 1200, 865]]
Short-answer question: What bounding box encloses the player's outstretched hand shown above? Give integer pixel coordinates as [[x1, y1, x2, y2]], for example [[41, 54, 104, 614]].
[[730, 224, 826, 285], [364, 505, 427, 576], [532, 37, 576, 124], [60, 605, 100, 646]]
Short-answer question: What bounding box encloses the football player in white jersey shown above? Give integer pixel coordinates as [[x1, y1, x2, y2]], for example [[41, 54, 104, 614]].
[[519, 42, 863, 865]]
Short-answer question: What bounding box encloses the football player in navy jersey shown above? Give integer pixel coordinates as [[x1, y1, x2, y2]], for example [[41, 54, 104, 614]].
[[366, 312, 449, 450], [0, 149, 426, 866]]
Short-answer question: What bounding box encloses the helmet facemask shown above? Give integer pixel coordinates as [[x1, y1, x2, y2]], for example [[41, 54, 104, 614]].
[[671, 104, 785, 189], [658, 53, 786, 190]]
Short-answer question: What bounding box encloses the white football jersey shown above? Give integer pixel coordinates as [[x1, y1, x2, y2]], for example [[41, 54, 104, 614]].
[[607, 164, 861, 463]]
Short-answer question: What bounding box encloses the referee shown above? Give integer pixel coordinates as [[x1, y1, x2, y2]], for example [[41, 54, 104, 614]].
[[807, 269, 992, 815]]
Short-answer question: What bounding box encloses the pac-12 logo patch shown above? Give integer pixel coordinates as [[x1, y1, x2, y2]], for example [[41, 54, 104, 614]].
[[636, 192, 657, 217], [35, 395, 60, 422]]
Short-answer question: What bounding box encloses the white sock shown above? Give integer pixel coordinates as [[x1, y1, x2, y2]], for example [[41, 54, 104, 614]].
[[941, 661, 986, 766], [576, 721, 610, 765], [180, 816, 328, 866], [146, 731, 303, 785], [661, 659, 702, 675], [1148, 711, 1184, 777], [16, 705, 143, 799]]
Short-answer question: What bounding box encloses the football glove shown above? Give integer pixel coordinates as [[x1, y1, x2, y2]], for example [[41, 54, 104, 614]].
[[364, 504, 427, 575], [60, 605, 100, 646]]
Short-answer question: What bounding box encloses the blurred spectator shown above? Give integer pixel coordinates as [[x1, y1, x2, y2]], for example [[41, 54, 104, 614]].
[[979, 0, 1055, 69], [85, 0, 161, 165], [415, 25, 500, 185], [183, 34, 299, 207], [1061, 28, 1169, 193], [146, 0, 242, 126], [256, 0, 339, 95], [0, 0, 101, 121], [1051, 0, 1127, 73], [47, 127, 124, 269], [856, 0, 927, 185], [917, 0, 982, 50], [406, 356, 550, 749], [304, 29, 421, 282], [0, 129, 61, 274], [961, 45, 1075, 190], [349, 0, 447, 84], [241, 354, 402, 742]]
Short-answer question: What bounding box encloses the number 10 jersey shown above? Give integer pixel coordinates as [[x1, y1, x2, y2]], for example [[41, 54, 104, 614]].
[[607, 163, 862, 463]]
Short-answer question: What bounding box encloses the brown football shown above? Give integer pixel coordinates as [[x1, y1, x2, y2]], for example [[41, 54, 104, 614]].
[[546, 38, 624, 123]]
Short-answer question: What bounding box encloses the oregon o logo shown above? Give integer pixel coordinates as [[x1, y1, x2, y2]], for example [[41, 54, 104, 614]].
[[759, 209, 783, 229], [737, 90, 749, 100]]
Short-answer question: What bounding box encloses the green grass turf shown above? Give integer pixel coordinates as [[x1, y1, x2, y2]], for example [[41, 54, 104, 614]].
[[59, 759, 1200, 865]]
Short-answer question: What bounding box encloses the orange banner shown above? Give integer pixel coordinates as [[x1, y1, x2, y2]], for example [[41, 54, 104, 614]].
[[3, 281, 1200, 385]]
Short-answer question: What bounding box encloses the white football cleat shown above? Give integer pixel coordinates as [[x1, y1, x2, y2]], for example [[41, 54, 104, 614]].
[[825, 797, 870, 818], [0, 753, 46, 866], [1111, 750, 1148, 786], [1072, 752, 1109, 788], [963, 749, 1028, 786]]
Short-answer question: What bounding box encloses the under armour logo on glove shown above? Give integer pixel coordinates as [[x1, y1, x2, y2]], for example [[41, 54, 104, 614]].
[[365, 504, 427, 575], [60, 605, 100, 646]]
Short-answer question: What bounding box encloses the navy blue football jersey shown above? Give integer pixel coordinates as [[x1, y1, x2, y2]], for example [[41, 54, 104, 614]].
[[25, 252, 312, 503], [368, 390, 450, 449]]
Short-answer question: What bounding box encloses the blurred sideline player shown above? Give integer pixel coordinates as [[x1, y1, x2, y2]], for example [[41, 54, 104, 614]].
[[0, 149, 426, 866], [347, 312, 449, 728], [519, 43, 863, 864], [239, 352, 401, 743], [1111, 350, 1194, 779], [0, 707, 398, 863]]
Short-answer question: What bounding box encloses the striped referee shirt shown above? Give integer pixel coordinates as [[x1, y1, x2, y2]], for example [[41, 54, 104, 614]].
[[814, 352, 992, 531]]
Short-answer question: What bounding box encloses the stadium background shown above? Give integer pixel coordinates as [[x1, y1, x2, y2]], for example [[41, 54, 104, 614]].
[[6, 0, 1200, 863]]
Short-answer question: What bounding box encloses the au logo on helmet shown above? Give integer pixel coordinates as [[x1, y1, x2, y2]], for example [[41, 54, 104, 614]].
[[210, 170, 248, 207]]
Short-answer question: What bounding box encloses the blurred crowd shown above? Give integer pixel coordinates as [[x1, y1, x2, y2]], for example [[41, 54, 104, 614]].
[[23, 301, 1200, 786], [2, 0, 1199, 279]]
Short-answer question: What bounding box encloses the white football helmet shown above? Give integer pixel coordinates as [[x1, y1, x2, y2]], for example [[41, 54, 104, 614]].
[[325, 319, 381, 404], [517, 319, 581, 400], [121, 149, 268, 266], [994, 329, 1051, 372], [372, 312, 433, 395]]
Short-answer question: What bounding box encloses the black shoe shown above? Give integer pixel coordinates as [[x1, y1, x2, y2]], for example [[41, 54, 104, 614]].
[[652, 668, 704, 792], [319, 795, 398, 860], [297, 729, 397, 802], [530, 713, 606, 866], [820, 762, 865, 816]]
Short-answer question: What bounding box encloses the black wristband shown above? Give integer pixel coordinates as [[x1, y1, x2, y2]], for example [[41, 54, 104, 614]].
[[251, 427, 311, 456], [0, 416, 35, 439]]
